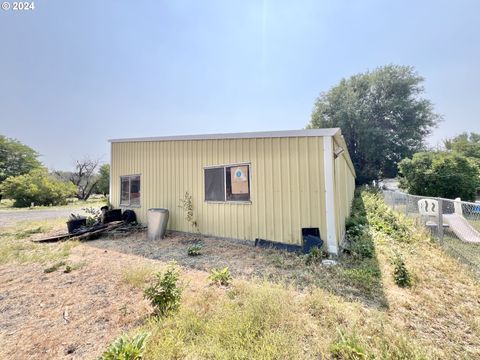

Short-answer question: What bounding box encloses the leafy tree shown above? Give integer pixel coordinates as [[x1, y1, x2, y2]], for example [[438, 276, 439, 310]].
[[308, 65, 440, 183], [444, 132, 480, 164], [398, 152, 480, 201], [0, 135, 41, 183], [0, 168, 77, 207], [96, 164, 110, 196]]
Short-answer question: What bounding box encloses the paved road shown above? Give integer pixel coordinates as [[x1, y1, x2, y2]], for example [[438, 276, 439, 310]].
[[0, 208, 77, 228]]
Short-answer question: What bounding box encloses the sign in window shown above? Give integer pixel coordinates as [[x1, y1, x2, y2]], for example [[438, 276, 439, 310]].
[[204, 164, 250, 202]]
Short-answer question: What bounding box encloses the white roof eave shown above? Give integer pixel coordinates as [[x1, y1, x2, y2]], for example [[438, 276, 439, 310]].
[[109, 128, 340, 143]]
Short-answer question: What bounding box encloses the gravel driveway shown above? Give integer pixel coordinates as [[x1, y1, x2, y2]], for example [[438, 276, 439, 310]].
[[0, 208, 77, 228]]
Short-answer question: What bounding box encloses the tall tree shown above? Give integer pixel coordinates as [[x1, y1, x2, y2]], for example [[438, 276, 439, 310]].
[[56, 158, 100, 200], [308, 65, 440, 184], [96, 164, 110, 196], [444, 132, 480, 163], [0, 135, 41, 183]]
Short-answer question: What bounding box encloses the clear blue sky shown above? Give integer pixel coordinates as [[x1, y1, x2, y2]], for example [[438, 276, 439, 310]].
[[1, 0, 479, 170]]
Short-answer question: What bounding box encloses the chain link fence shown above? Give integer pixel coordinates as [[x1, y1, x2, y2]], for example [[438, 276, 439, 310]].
[[383, 190, 480, 275]]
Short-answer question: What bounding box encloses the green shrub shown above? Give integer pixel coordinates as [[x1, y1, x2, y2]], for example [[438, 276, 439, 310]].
[[392, 253, 411, 287], [144, 264, 182, 317], [208, 267, 232, 286], [398, 151, 480, 201], [98, 332, 149, 360], [187, 244, 202, 256], [0, 168, 76, 207], [349, 233, 374, 259]]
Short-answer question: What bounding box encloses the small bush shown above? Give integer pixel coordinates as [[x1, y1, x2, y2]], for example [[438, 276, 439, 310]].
[[349, 233, 374, 259], [208, 267, 232, 286], [144, 264, 182, 317], [187, 244, 202, 256], [0, 168, 76, 207], [305, 246, 324, 265], [98, 332, 149, 360], [392, 253, 411, 287]]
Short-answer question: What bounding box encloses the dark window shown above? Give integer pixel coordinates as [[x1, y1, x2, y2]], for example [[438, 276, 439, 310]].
[[204, 167, 225, 201], [120, 175, 141, 206], [204, 164, 250, 203], [226, 165, 250, 201]]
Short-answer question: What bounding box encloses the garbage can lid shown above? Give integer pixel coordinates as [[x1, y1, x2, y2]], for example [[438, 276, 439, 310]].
[[148, 208, 168, 212]]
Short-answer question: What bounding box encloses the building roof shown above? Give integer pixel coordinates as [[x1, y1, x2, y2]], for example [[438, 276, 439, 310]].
[[108, 128, 340, 143]]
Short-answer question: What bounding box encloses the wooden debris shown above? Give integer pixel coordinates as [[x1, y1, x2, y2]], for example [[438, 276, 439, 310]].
[[63, 308, 69, 324], [32, 221, 124, 243]]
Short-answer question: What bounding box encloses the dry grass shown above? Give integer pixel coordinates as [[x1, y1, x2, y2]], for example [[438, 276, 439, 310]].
[[1, 191, 480, 359], [121, 265, 157, 289], [0, 219, 79, 266]]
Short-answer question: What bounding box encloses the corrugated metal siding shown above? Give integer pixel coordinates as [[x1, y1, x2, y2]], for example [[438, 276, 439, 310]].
[[111, 137, 326, 246], [333, 141, 356, 242]]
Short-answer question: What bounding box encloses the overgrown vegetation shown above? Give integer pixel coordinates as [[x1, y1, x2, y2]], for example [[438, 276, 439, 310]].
[[98, 332, 150, 360], [5, 188, 480, 359], [343, 188, 418, 294], [144, 263, 182, 317]]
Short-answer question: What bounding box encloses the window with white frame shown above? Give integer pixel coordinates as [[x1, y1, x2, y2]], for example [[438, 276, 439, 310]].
[[120, 175, 141, 206], [204, 164, 250, 202]]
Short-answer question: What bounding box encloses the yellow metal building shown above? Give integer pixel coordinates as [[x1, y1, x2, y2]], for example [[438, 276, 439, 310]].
[[109, 129, 355, 254]]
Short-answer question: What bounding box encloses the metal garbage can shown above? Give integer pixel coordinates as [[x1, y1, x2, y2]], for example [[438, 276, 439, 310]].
[[148, 208, 169, 240]]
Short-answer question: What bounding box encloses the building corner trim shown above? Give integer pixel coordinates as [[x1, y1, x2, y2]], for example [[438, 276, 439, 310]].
[[323, 136, 338, 254]]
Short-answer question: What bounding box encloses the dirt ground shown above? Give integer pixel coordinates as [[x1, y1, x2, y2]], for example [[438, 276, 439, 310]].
[[0, 229, 371, 360], [0, 230, 319, 360], [88, 230, 378, 305], [0, 246, 153, 359], [90, 231, 287, 278]]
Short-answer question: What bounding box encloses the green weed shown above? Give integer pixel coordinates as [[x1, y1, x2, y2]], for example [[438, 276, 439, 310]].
[[144, 263, 182, 317], [208, 267, 232, 286]]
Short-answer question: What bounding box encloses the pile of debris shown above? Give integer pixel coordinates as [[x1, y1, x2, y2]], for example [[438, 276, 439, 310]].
[[33, 207, 142, 243]]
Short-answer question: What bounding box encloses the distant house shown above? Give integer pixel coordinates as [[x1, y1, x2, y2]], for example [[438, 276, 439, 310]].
[[109, 129, 355, 255]]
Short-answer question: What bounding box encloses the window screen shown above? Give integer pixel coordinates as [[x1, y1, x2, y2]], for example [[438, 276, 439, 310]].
[[204, 167, 225, 201], [226, 165, 250, 201], [130, 175, 141, 205], [120, 175, 141, 206], [120, 177, 130, 205]]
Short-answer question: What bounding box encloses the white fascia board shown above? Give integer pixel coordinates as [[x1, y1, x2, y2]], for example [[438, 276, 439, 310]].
[[109, 128, 340, 143], [323, 135, 338, 255]]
